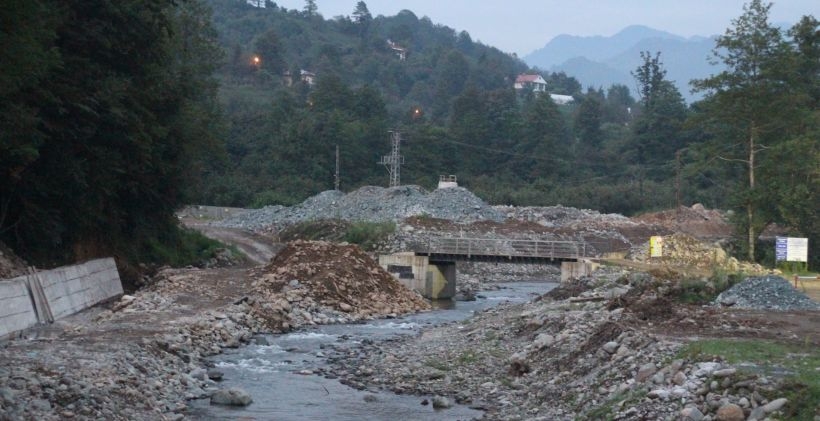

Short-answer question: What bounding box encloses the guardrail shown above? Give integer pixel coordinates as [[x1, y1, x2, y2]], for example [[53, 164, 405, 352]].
[[419, 237, 586, 260]]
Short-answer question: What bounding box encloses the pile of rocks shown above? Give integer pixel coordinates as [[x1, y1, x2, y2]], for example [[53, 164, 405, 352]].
[[217, 186, 504, 232], [716, 275, 820, 311], [250, 240, 430, 329], [328, 270, 796, 420]]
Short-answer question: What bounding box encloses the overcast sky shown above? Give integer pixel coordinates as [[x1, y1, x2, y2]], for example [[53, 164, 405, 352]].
[[271, 0, 817, 55]]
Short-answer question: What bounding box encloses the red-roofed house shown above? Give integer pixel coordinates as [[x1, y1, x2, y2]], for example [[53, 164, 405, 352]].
[[514, 74, 547, 93]]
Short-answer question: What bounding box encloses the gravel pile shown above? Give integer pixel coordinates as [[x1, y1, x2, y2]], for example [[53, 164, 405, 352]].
[[715, 275, 820, 311], [495, 205, 625, 227], [217, 186, 503, 232]]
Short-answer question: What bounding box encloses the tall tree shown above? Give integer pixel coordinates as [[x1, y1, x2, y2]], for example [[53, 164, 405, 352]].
[[691, 0, 794, 260], [303, 0, 318, 17]]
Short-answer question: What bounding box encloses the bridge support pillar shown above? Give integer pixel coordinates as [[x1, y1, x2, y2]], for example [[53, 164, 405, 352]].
[[426, 261, 456, 300], [561, 260, 597, 282], [378, 253, 456, 300]]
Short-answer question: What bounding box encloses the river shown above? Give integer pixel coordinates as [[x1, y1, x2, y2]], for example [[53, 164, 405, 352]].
[[188, 281, 556, 420]]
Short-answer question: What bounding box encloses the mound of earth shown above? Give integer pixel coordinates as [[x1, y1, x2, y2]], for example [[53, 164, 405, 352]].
[[0, 242, 28, 279], [628, 233, 766, 273], [633, 204, 733, 240], [251, 241, 429, 327]]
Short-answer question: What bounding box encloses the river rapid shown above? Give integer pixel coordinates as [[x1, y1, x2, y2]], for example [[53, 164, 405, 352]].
[[188, 281, 556, 420]]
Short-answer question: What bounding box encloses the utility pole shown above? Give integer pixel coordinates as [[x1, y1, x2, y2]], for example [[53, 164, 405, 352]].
[[334, 144, 340, 191], [378, 130, 404, 187]]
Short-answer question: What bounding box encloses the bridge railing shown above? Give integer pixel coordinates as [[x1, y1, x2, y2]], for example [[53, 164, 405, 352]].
[[421, 237, 585, 259]]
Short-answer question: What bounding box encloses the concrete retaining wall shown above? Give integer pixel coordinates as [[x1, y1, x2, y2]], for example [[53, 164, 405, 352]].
[[0, 258, 123, 339], [39, 258, 123, 320], [0, 279, 39, 339]]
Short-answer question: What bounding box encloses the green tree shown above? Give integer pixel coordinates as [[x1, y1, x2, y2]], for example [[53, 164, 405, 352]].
[[691, 0, 796, 261], [352, 1, 372, 25], [303, 0, 318, 17]]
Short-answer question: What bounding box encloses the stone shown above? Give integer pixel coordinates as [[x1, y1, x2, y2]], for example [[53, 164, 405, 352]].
[[431, 396, 452, 409], [672, 371, 687, 385], [533, 333, 554, 349], [747, 406, 766, 421], [636, 363, 657, 382], [339, 302, 353, 312], [30, 399, 51, 412], [680, 406, 704, 421], [363, 394, 378, 402], [602, 341, 619, 354], [694, 362, 721, 377], [715, 403, 744, 421], [207, 369, 224, 381], [712, 368, 736, 378], [210, 388, 253, 406], [762, 397, 787, 413], [647, 389, 670, 400]]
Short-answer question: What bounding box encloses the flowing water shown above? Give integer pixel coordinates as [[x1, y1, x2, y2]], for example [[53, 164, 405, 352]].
[[188, 281, 556, 420]]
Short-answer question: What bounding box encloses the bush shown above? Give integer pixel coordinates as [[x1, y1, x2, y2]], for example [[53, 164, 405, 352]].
[[342, 221, 396, 251]]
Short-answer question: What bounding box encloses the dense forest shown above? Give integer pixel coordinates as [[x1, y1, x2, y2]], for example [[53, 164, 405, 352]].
[[0, 0, 817, 268]]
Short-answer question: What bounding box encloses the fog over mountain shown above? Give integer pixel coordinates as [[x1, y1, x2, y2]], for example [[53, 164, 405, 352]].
[[523, 25, 718, 102]]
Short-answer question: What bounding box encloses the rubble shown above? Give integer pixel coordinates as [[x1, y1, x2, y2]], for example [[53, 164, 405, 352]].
[[329, 268, 807, 420], [217, 185, 504, 232], [249, 240, 430, 330]]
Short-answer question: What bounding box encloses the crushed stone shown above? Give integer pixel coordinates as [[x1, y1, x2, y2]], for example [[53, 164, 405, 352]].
[[715, 275, 820, 311], [216, 186, 504, 232]]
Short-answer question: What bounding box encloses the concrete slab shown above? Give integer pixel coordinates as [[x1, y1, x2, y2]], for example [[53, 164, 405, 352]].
[[0, 278, 39, 338]]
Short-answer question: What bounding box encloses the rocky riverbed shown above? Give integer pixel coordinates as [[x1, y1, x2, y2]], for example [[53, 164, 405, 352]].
[[327, 269, 817, 421]]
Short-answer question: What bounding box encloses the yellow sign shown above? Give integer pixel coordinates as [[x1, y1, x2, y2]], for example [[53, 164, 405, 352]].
[[649, 236, 664, 258]]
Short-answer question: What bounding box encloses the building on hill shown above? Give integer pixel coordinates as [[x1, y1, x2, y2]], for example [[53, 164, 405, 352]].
[[246, 0, 265, 8], [514, 74, 575, 105], [283, 70, 316, 87], [514, 74, 547, 93], [387, 39, 407, 61]]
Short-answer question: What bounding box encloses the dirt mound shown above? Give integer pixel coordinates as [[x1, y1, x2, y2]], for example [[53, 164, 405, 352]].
[[541, 278, 593, 300], [0, 242, 28, 279], [633, 204, 732, 240], [253, 241, 429, 321], [629, 233, 766, 273]]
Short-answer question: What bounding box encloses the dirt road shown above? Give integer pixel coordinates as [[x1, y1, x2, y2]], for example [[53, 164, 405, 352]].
[[186, 222, 281, 265]]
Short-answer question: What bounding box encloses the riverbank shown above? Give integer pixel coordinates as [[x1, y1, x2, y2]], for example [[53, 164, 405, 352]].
[[329, 268, 820, 420], [0, 240, 429, 420]]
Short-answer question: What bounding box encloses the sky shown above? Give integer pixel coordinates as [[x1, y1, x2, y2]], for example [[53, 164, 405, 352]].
[[270, 0, 818, 56]]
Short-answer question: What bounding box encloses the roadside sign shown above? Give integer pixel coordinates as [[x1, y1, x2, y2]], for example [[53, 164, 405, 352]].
[[775, 236, 808, 262], [649, 236, 663, 258]]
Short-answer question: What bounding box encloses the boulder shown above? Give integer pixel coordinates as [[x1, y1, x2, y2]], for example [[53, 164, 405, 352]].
[[210, 388, 253, 406]]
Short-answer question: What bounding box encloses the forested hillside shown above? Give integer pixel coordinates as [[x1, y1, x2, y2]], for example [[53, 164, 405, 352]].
[[1, 0, 816, 268], [196, 0, 816, 265]]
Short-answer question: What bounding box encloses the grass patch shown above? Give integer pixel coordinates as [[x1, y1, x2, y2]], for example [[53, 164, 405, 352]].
[[144, 227, 236, 267], [679, 339, 820, 420], [578, 388, 647, 421], [425, 359, 450, 371], [278, 220, 396, 251], [342, 221, 396, 251], [457, 351, 478, 365]]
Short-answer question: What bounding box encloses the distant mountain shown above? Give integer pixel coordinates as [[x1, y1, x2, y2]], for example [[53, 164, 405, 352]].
[[524, 25, 720, 102]]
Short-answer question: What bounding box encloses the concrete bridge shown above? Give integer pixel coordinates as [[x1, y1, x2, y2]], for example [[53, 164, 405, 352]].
[[379, 237, 594, 300]]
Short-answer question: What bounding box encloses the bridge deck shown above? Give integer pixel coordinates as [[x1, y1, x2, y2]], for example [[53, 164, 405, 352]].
[[415, 237, 585, 263]]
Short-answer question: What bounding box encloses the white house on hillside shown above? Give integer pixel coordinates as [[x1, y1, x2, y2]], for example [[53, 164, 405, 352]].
[[514, 74, 575, 105], [514, 74, 547, 93], [246, 0, 265, 7]]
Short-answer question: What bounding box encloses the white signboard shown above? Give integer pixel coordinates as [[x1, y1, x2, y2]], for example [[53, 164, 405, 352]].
[[775, 236, 808, 262]]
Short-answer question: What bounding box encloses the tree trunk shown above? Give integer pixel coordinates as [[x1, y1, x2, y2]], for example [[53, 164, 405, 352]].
[[747, 128, 756, 261]]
